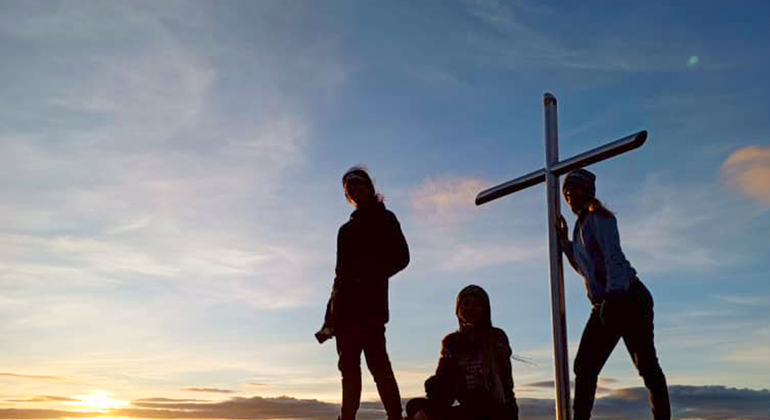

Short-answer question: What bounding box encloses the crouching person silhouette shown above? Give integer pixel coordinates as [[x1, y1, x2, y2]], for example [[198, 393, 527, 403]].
[[406, 285, 519, 420], [556, 169, 670, 420], [317, 166, 410, 420]]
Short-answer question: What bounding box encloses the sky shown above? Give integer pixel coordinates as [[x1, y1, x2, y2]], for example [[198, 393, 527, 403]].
[[1, 0, 769, 419]]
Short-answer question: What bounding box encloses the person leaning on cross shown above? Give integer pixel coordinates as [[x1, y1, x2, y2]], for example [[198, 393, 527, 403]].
[[556, 168, 671, 420]]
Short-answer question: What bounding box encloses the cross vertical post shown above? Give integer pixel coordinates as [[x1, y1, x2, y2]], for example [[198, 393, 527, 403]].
[[544, 93, 571, 420]]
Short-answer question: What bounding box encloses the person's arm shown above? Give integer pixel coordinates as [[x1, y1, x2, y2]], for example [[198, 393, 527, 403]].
[[480, 329, 518, 420], [557, 215, 580, 273], [385, 212, 410, 278], [326, 226, 354, 327], [426, 335, 459, 407], [592, 214, 633, 296], [498, 331, 518, 405]]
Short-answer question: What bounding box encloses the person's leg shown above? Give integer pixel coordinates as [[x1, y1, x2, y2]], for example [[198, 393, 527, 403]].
[[573, 307, 622, 420], [337, 329, 364, 420], [363, 325, 403, 420], [622, 282, 671, 420]]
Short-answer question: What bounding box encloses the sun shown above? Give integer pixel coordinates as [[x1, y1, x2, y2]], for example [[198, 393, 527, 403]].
[[71, 390, 128, 412]]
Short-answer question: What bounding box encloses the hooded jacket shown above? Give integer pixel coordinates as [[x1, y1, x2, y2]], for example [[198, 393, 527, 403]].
[[426, 286, 518, 417], [325, 201, 409, 329]]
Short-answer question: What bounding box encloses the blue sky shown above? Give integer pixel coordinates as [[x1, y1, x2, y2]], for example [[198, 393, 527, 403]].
[[0, 1, 769, 419]]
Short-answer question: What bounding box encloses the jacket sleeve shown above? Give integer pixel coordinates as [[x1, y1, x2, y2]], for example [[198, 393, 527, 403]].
[[591, 214, 633, 295], [326, 226, 353, 327], [498, 331, 518, 405], [383, 212, 410, 278], [426, 335, 459, 406]]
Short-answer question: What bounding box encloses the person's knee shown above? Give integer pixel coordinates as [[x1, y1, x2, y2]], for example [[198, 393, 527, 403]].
[[338, 357, 362, 376], [635, 355, 664, 379], [573, 356, 598, 380], [639, 364, 666, 388], [367, 358, 394, 380], [406, 398, 429, 420]]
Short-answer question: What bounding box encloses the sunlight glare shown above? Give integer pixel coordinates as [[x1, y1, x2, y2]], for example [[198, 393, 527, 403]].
[[71, 391, 128, 412]]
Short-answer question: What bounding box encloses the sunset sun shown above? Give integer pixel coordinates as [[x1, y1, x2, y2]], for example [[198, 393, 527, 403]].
[[72, 391, 128, 412]]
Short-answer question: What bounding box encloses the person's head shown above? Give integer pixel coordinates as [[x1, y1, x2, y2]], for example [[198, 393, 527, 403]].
[[456, 284, 492, 331], [563, 169, 596, 214], [562, 169, 613, 217], [342, 166, 381, 207]]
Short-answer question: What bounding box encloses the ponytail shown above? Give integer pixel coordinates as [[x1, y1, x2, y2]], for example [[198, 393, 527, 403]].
[[588, 198, 614, 218]]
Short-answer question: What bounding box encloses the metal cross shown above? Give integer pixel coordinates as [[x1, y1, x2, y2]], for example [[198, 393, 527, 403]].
[[475, 93, 647, 420]]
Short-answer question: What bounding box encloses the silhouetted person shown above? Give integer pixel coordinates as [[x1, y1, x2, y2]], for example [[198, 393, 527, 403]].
[[406, 285, 519, 420], [556, 169, 670, 420], [317, 166, 409, 420]]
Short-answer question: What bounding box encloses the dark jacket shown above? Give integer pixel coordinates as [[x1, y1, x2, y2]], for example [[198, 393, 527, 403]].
[[417, 284, 518, 420], [325, 202, 409, 329], [427, 328, 517, 416]]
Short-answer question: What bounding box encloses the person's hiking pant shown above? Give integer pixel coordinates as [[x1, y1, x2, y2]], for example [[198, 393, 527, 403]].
[[337, 324, 402, 420], [406, 397, 518, 420], [573, 280, 670, 420]]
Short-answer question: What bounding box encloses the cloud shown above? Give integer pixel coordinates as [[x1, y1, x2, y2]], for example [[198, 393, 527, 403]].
[[0, 408, 100, 419], [0, 1, 334, 316], [113, 395, 365, 420], [597, 385, 770, 420], [0, 373, 66, 382], [4, 396, 79, 403], [523, 380, 613, 394], [133, 398, 208, 403], [459, 0, 738, 73], [436, 242, 544, 272], [617, 173, 727, 273], [407, 174, 548, 273], [722, 145, 770, 205], [410, 176, 486, 222], [716, 294, 770, 306], [181, 387, 236, 394], [1, 386, 767, 420]]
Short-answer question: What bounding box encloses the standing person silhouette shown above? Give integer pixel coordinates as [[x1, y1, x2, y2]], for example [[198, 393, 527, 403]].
[[556, 169, 670, 420], [317, 166, 410, 420]]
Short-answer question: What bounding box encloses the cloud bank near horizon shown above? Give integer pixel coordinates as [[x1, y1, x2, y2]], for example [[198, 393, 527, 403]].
[[0, 385, 767, 420]]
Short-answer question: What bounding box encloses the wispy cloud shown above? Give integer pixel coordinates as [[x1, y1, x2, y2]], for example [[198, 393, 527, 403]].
[[523, 380, 613, 394], [0, 1, 338, 316], [722, 145, 770, 206], [181, 387, 235, 394], [618, 173, 728, 273], [434, 241, 544, 272], [459, 0, 738, 73], [4, 396, 79, 403], [410, 176, 486, 223], [0, 373, 66, 382], [133, 398, 208, 403], [716, 294, 770, 307]]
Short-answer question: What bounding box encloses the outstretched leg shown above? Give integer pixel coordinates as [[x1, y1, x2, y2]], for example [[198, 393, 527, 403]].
[[622, 282, 670, 420], [573, 307, 621, 420]]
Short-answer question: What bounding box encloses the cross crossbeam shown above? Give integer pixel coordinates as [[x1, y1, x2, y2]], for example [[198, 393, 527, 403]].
[[476, 130, 646, 205], [475, 93, 647, 420]]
